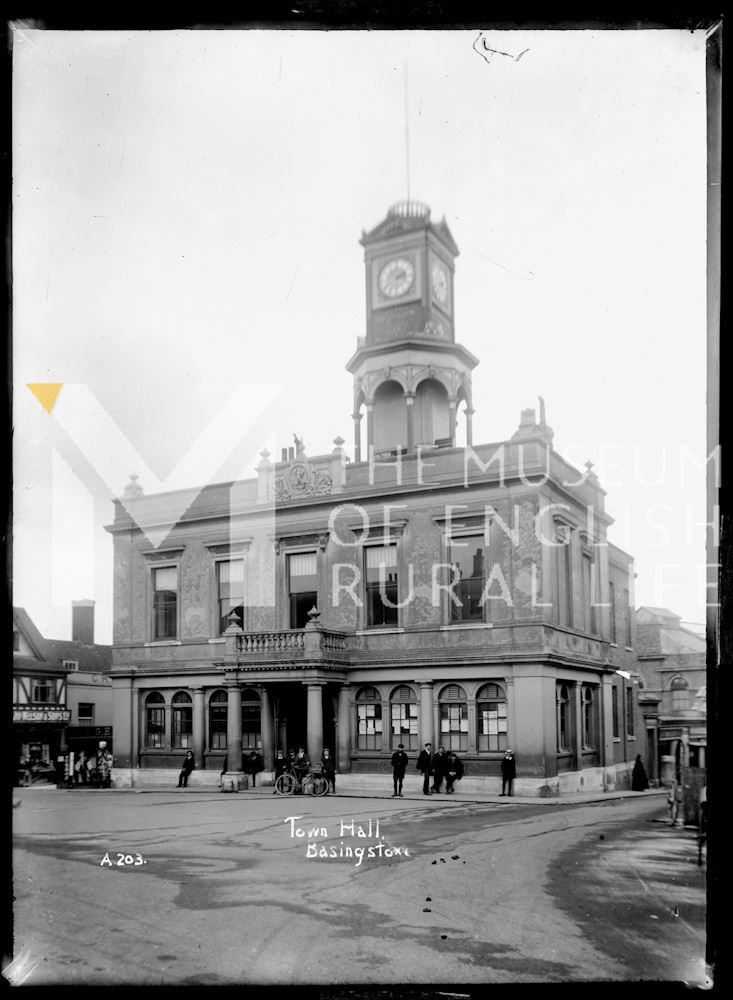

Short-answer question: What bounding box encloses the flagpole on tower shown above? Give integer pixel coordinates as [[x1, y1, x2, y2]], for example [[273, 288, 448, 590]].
[[404, 60, 411, 203]]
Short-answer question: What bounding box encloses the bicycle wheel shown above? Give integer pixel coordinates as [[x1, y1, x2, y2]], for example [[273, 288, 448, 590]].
[[305, 775, 329, 796], [275, 773, 296, 795]]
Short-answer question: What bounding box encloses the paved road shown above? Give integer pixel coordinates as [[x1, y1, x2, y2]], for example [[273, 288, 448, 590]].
[[8, 788, 708, 987]]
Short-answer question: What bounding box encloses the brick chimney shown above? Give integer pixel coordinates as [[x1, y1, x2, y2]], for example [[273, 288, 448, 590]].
[[72, 599, 95, 644]]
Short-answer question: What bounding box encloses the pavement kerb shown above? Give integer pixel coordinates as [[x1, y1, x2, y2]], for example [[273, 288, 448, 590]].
[[20, 786, 670, 806]]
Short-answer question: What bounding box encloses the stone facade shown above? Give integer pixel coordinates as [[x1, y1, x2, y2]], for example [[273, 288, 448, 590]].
[[107, 202, 644, 795]]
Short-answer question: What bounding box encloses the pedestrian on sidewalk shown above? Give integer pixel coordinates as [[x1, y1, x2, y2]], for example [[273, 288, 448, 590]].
[[391, 743, 408, 797], [631, 754, 649, 791], [445, 751, 463, 793], [245, 750, 263, 787], [432, 746, 448, 793], [177, 750, 195, 787], [321, 748, 336, 794], [417, 743, 434, 795], [96, 742, 113, 789], [500, 749, 516, 796], [273, 749, 287, 793]]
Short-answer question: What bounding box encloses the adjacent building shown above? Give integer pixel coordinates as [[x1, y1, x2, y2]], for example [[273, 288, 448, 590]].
[[107, 201, 643, 795], [635, 606, 707, 786], [13, 601, 113, 776]]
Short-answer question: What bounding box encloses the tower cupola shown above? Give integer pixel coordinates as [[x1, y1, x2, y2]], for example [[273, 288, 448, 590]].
[[347, 202, 478, 461]]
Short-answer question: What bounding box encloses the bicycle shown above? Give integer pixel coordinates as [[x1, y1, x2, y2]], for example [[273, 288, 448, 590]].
[[275, 765, 329, 796]]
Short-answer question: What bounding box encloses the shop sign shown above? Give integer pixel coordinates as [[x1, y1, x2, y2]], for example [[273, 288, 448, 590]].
[[13, 708, 71, 723]]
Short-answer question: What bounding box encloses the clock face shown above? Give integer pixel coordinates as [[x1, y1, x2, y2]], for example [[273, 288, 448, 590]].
[[432, 262, 448, 305], [379, 258, 415, 298]]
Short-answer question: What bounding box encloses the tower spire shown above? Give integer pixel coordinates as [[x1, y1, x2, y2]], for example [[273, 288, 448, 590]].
[[404, 60, 411, 203]]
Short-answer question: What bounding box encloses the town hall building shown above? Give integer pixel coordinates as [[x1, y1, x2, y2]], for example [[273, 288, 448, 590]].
[[107, 200, 642, 795]]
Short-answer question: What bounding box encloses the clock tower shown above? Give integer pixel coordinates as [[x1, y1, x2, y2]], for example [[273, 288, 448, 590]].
[[347, 201, 478, 461]]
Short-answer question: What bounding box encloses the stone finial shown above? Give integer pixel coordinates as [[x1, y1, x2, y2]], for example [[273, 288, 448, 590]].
[[122, 472, 144, 499], [257, 448, 272, 469], [584, 460, 600, 486], [223, 609, 244, 634], [294, 434, 306, 457], [305, 605, 321, 628]]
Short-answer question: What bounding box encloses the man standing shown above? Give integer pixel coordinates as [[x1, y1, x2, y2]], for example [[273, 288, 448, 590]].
[[391, 743, 408, 797], [500, 749, 516, 796], [432, 746, 448, 793], [96, 742, 113, 789], [245, 750, 264, 787], [417, 743, 433, 796], [321, 748, 336, 794], [177, 750, 195, 788], [293, 746, 310, 787], [273, 749, 288, 794]]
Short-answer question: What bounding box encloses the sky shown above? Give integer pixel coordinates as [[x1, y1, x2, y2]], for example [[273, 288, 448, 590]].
[[12, 26, 710, 645]]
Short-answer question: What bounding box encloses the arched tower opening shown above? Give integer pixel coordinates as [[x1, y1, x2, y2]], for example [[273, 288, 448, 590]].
[[373, 380, 407, 456], [414, 378, 450, 448]]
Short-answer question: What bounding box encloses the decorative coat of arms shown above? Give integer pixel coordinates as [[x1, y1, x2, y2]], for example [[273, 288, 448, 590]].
[[269, 459, 333, 501]]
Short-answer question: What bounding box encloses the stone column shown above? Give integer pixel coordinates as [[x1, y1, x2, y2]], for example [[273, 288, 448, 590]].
[[405, 393, 415, 452], [419, 681, 434, 747], [225, 682, 243, 780], [600, 675, 615, 771], [353, 413, 362, 464], [260, 686, 274, 771], [337, 683, 352, 772], [306, 682, 325, 763], [131, 686, 140, 770], [192, 687, 205, 768], [573, 682, 583, 770], [448, 399, 457, 446], [366, 403, 374, 453], [465, 408, 475, 447], [111, 674, 133, 770], [511, 665, 557, 780]]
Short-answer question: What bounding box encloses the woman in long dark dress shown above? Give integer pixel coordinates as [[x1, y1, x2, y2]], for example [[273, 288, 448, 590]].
[[631, 754, 649, 791]]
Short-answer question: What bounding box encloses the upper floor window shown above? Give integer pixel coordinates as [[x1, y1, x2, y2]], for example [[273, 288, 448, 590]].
[[623, 589, 633, 646], [78, 703, 94, 726], [582, 554, 599, 635], [670, 676, 690, 713], [609, 581, 617, 643], [32, 678, 54, 704], [477, 683, 507, 752], [13, 631, 20, 651], [554, 526, 572, 627], [625, 685, 635, 736], [288, 552, 318, 629], [153, 566, 178, 640], [145, 691, 165, 748], [390, 685, 418, 751], [62, 659, 79, 671], [449, 533, 485, 622], [217, 559, 245, 635], [439, 684, 468, 751], [365, 545, 398, 628], [356, 685, 383, 750]]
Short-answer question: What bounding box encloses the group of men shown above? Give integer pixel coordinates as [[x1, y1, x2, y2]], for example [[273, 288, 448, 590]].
[[392, 743, 517, 797], [412, 743, 464, 796], [273, 746, 337, 793]]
